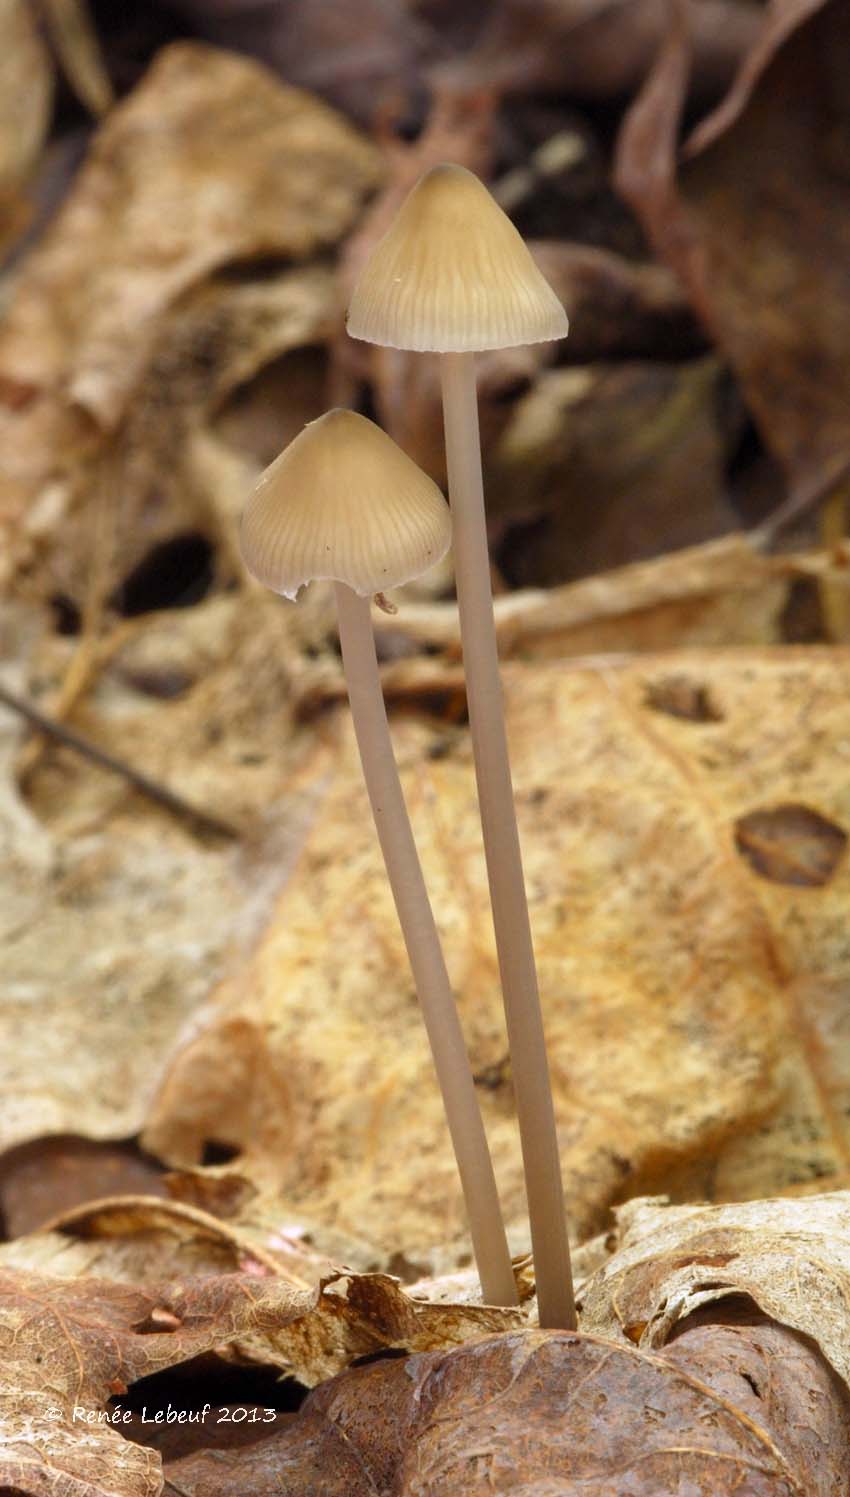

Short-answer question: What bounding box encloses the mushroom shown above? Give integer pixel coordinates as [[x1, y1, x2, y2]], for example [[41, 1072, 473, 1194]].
[[240, 408, 517, 1308], [348, 165, 575, 1329]]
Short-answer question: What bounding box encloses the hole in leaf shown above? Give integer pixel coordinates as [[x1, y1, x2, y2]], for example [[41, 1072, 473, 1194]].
[[644, 676, 722, 723], [201, 1139, 241, 1166], [112, 533, 214, 617], [734, 803, 848, 887], [116, 1351, 306, 1457], [50, 593, 82, 636]]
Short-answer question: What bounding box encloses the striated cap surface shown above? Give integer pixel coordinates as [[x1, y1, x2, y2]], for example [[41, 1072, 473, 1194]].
[[240, 409, 451, 599], [347, 163, 568, 352]]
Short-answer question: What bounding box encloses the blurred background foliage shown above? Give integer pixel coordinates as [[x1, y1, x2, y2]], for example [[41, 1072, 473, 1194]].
[[3, 0, 848, 630]]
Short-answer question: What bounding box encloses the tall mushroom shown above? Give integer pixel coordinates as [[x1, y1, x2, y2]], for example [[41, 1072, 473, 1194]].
[[240, 408, 517, 1308], [348, 164, 575, 1329]]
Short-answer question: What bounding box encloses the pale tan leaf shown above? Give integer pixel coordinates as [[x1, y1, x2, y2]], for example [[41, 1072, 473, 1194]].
[[144, 645, 850, 1261], [0, 41, 381, 585], [579, 1192, 850, 1396], [41, 0, 112, 116]]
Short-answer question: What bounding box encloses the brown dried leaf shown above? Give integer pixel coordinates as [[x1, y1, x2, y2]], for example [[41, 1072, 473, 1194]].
[[169, 0, 434, 127], [11, 1196, 292, 1283], [0, 592, 327, 1156], [446, 0, 762, 107], [0, 1256, 311, 1497], [529, 239, 703, 360], [0, 0, 53, 254], [0, 1136, 168, 1239], [144, 646, 850, 1260], [0, 40, 380, 584], [238, 1320, 848, 1496], [490, 356, 740, 584], [0, 1196, 524, 1387], [615, 0, 850, 523], [74, 264, 337, 592], [579, 1193, 850, 1405]]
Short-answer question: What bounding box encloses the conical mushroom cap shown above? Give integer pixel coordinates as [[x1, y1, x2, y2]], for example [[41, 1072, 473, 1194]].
[[240, 409, 451, 599], [347, 163, 568, 353]]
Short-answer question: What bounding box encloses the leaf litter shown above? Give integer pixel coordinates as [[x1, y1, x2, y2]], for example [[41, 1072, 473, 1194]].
[[3, 0, 850, 1490]]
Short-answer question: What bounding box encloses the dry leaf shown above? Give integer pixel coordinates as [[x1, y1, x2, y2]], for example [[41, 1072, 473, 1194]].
[[0, 1258, 311, 1497], [444, 0, 761, 107], [225, 1320, 849, 1495], [0, 40, 381, 586], [490, 356, 740, 584], [0, 592, 331, 1156], [0, 0, 53, 253], [615, 0, 850, 524], [580, 1193, 850, 1388], [529, 239, 703, 360], [7, 1192, 848, 1494], [0, 1196, 524, 1388], [0, 1136, 168, 1238], [364, 535, 817, 666], [169, 0, 434, 127], [144, 646, 850, 1261]]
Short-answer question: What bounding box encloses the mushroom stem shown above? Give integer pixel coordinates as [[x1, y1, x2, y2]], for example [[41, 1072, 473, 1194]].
[[439, 351, 576, 1331], [334, 580, 518, 1309]]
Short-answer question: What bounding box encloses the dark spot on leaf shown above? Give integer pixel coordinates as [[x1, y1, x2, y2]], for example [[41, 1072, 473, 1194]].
[[779, 577, 827, 643], [742, 1371, 762, 1398], [122, 667, 193, 700], [384, 1251, 430, 1285], [644, 676, 722, 723], [473, 1054, 511, 1091], [50, 593, 82, 636], [404, 689, 469, 725], [201, 1139, 241, 1166], [112, 533, 215, 616], [734, 803, 847, 887], [426, 736, 454, 761]]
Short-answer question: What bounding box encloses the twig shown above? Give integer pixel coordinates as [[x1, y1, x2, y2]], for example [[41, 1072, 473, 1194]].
[[752, 454, 850, 546], [17, 466, 115, 783], [0, 679, 240, 840]]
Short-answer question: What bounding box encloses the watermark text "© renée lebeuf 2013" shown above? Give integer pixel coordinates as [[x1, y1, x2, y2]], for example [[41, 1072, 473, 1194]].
[[70, 1405, 279, 1425]]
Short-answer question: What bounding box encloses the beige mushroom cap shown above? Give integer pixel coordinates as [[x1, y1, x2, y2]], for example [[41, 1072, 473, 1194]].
[[240, 409, 451, 599], [347, 163, 569, 353]]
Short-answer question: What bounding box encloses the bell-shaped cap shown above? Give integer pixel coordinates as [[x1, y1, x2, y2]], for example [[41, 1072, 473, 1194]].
[[347, 163, 568, 353], [240, 409, 451, 599]]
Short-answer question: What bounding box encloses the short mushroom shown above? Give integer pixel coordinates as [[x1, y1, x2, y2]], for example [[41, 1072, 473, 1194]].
[[240, 408, 517, 1308], [348, 165, 575, 1329]]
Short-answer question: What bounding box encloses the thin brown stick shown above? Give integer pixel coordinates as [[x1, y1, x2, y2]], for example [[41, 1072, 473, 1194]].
[[19, 470, 117, 781], [0, 680, 239, 840]]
